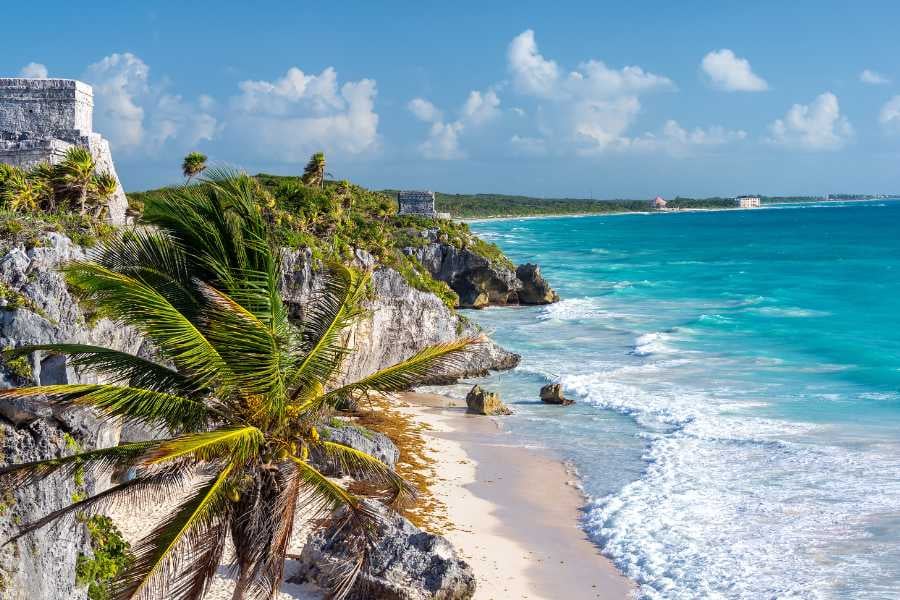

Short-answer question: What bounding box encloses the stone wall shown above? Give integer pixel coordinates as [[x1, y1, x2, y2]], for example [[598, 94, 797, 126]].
[[0, 78, 127, 225]]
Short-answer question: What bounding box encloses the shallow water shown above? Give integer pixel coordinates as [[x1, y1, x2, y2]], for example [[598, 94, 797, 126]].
[[438, 201, 900, 599]]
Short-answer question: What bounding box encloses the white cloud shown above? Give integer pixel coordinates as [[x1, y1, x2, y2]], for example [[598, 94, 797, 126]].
[[409, 88, 501, 159], [507, 29, 561, 98], [408, 98, 442, 123], [625, 120, 747, 156], [509, 134, 547, 156], [766, 92, 852, 150], [19, 62, 48, 79], [879, 96, 900, 133], [84, 52, 218, 154], [228, 67, 379, 160], [506, 29, 673, 153], [860, 69, 890, 85], [701, 49, 768, 92]]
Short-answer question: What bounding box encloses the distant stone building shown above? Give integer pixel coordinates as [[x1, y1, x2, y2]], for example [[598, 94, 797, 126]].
[[650, 195, 667, 210], [397, 190, 438, 217], [0, 78, 127, 224], [736, 195, 761, 208]]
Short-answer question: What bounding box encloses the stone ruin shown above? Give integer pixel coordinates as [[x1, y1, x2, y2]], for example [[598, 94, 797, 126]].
[[397, 190, 437, 217], [0, 78, 128, 224]]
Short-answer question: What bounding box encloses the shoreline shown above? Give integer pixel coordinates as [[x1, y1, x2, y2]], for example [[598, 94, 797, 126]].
[[397, 391, 634, 600]]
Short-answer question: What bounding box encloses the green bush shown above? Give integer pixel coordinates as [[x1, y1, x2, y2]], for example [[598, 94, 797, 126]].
[[76, 515, 132, 600]]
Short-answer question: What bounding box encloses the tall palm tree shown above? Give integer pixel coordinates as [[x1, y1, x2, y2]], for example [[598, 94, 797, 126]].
[[182, 152, 208, 184], [53, 147, 97, 214], [302, 152, 328, 189], [0, 169, 474, 600]]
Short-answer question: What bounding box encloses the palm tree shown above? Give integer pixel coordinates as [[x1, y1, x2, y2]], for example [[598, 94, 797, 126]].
[[1, 166, 41, 213], [89, 171, 119, 218], [53, 147, 97, 214], [0, 169, 474, 600], [302, 152, 329, 189], [182, 152, 208, 184], [29, 162, 57, 211]]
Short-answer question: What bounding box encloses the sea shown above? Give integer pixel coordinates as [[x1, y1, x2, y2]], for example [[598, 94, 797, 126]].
[[434, 200, 900, 599]]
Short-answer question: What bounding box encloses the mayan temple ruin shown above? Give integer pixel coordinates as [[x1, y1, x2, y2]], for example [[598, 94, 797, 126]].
[[0, 78, 128, 223]]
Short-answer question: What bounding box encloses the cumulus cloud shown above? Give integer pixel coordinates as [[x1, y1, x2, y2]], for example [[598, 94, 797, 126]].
[[509, 134, 548, 156], [19, 62, 48, 79], [701, 49, 768, 92], [408, 88, 501, 159], [766, 92, 852, 150], [860, 69, 890, 85], [625, 120, 747, 156], [506, 29, 673, 153], [84, 52, 218, 153], [228, 67, 379, 160], [879, 96, 900, 133]]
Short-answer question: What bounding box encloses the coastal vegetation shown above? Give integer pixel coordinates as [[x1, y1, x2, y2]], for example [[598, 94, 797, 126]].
[[0, 170, 475, 599], [180, 152, 207, 184], [130, 169, 517, 308]]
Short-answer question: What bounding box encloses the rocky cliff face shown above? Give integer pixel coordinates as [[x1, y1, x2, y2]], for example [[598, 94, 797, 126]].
[[0, 235, 520, 599], [0, 233, 143, 600], [403, 230, 559, 309], [280, 248, 519, 383]]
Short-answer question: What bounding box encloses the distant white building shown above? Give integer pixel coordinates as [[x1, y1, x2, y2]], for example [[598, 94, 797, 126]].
[[650, 196, 667, 210], [397, 190, 437, 217], [736, 195, 761, 208]]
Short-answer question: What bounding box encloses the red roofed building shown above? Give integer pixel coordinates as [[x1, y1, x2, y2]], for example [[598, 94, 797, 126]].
[[650, 196, 667, 210]]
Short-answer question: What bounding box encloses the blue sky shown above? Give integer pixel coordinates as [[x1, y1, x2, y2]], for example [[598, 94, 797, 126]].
[[4, 1, 900, 198]]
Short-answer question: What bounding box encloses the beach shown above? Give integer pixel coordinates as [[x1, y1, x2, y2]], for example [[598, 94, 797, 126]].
[[397, 391, 633, 600]]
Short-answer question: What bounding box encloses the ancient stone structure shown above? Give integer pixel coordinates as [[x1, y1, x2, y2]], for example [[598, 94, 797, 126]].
[[0, 78, 128, 224], [397, 190, 437, 217]]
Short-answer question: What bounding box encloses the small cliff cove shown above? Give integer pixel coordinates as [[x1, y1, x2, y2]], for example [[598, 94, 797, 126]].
[[0, 78, 571, 600]]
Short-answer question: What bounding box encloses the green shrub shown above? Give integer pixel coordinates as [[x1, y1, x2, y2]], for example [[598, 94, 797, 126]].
[[76, 515, 132, 600]]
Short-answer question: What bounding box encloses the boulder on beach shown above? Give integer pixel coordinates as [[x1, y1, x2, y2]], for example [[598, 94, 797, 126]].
[[312, 421, 400, 476], [540, 383, 574, 405], [290, 500, 477, 600], [465, 384, 512, 415]]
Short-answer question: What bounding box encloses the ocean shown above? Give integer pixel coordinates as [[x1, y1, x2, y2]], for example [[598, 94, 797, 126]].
[[440, 200, 900, 599]]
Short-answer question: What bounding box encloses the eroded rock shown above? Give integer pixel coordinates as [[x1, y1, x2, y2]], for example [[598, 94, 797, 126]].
[[540, 383, 574, 406], [465, 385, 512, 416], [290, 501, 476, 600]]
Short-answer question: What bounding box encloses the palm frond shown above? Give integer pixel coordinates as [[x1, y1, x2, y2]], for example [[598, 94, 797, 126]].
[[4, 465, 188, 545], [317, 441, 416, 506], [287, 264, 369, 399], [0, 440, 155, 488], [304, 337, 478, 413], [63, 262, 229, 389], [6, 344, 200, 395], [0, 384, 212, 431], [111, 464, 234, 600], [248, 463, 301, 598], [140, 427, 263, 466]]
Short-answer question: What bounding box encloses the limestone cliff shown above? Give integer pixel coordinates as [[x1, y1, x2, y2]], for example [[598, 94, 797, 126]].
[[0, 233, 144, 600], [403, 229, 559, 309]]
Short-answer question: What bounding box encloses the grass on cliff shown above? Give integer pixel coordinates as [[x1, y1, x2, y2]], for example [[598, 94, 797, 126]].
[[129, 174, 516, 308]]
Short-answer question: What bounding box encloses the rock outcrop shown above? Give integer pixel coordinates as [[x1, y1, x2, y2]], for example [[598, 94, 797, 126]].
[[290, 501, 476, 600], [465, 384, 512, 416], [0, 233, 143, 599], [314, 422, 400, 476], [280, 248, 520, 383], [516, 263, 560, 305], [403, 230, 559, 309], [539, 383, 573, 406]]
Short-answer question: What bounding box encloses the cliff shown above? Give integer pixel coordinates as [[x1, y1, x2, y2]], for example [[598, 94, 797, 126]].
[[404, 229, 559, 309], [0, 233, 518, 598]]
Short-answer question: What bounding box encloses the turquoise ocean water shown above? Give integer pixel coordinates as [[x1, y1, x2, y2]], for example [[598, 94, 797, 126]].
[[440, 200, 900, 599]]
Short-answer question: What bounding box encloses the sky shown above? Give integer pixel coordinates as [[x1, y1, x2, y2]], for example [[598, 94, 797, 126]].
[[4, 0, 900, 198]]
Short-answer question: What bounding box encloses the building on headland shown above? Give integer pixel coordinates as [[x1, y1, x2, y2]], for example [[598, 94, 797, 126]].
[[650, 195, 667, 210], [0, 78, 127, 223], [735, 195, 761, 208], [398, 190, 447, 218]]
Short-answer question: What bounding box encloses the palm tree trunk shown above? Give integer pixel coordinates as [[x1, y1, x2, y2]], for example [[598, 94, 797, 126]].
[[231, 569, 250, 600], [79, 187, 87, 215]]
